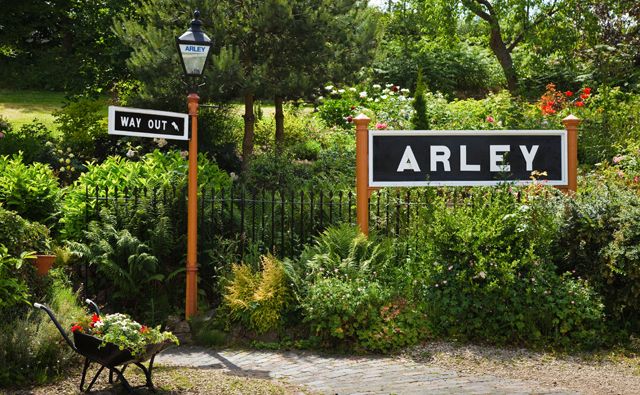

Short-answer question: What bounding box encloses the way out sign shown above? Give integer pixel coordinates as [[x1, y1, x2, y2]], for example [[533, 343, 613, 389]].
[[369, 130, 568, 187], [108, 106, 189, 140]]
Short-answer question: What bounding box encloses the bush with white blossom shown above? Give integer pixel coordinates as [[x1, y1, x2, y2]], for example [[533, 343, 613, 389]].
[[317, 83, 414, 130]]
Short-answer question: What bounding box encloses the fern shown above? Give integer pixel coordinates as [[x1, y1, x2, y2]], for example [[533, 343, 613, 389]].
[[223, 255, 290, 334], [67, 210, 163, 317]]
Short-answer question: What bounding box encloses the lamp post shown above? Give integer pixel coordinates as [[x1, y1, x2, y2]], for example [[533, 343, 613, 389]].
[[176, 10, 212, 320]]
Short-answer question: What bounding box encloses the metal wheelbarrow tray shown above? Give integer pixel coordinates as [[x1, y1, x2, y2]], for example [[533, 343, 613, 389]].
[[34, 300, 173, 393]]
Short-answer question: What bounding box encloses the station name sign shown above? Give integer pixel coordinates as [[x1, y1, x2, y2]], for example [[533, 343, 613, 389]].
[[108, 106, 189, 140], [369, 130, 567, 187]]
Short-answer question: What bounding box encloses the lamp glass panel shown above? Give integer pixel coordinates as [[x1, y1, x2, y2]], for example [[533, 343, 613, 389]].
[[179, 44, 211, 75]]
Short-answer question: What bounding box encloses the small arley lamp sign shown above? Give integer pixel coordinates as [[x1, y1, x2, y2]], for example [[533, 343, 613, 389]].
[[354, 114, 581, 235]]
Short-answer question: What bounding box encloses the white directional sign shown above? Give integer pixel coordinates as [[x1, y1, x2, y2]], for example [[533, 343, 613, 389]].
[[108, 106, 189, 140]]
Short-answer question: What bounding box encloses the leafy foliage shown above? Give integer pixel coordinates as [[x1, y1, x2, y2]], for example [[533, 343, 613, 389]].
[[0, 120, 57, 165], [286, 225, 427, 351], [0, 273, 84, 387], [67, 212, 174, 322], [60, 150, 231, 239], [0, 245, 30, 315], [411, 187, 605, 348], [0, 207, 52, 256], [0, 154, 61, 227], [411, 68, 429, 129], [223, 255, 291, 334]]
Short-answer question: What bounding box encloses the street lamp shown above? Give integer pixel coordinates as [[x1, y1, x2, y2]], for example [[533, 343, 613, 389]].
[[176, 10, 212, 78], [176, 9, 212, 320]]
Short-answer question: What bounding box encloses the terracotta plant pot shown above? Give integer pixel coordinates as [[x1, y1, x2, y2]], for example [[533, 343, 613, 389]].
[[34, 254, 56, 276]]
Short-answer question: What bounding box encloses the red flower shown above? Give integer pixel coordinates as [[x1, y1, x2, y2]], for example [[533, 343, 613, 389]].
[[575, 101, 584, 107], [565, 91, 573, 97], [346, 115, 353, 123], [350, 106, 356, 110], [71, 324, 83, 333], [580, 93, 589, 99], [140, 325, 149, 334], [486, 115, 495, 123], [90, 313, 101, 328], [391, 85, 399, 92], [583, 87, 591, 95]]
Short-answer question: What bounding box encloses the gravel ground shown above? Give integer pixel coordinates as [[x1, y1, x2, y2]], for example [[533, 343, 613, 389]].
[[403, 341, 640, 395], [6, 365, 310, 395]]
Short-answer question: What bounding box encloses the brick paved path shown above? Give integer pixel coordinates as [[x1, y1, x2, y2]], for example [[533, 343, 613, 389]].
[[156, 346, 577, 394]]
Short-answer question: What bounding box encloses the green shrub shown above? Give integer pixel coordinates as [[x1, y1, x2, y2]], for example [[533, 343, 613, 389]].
[[223, 255, 291, 334], [0, 272, 84, 387], [287, 225, 427, 351], [317, 98, 354, 130], [0, 154, 61, 227], [53, 97, 109, 162], [0, 245, 31, 316], [60, 150, 231, 239], [301, 277, 390, 344], [0, 207, 52, 256], [0, 120, 57, 165], [557, 179, 640, 332], [412, 187, 605, 348]]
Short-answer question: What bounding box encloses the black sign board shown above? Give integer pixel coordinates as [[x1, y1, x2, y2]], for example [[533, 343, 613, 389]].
[[369, 130, 567, 187], [108, 106, 189, 140]]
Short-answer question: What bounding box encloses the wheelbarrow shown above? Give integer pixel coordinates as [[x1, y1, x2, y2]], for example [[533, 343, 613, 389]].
[[34, 299, 173, 393]]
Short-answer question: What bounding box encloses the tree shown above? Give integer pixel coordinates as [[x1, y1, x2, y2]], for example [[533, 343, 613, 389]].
[[261, 0, 379, 151], [0, 0, 135, 92], [459, 0, 567, 93], [411, 68, 429, 129], [115, 0, 378, 167]]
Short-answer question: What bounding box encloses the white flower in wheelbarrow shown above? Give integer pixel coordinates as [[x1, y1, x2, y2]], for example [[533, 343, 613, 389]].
[[71, 312, 179, 357]]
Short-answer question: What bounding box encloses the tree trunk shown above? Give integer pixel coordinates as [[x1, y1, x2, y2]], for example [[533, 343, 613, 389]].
[[242, 93, 255, 170], [274, 96, 285, 153], [488, 26, 518, 93]]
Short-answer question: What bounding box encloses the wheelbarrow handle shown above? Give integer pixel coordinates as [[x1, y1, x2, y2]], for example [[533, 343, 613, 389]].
[[33, 303, 78, 352], [85, 299, 101, 316]]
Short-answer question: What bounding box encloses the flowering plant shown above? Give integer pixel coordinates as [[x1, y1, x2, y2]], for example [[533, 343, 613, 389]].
[[71, 313, 179, 357], [539, 83, 592, 115], [318, 83, 414, 129]]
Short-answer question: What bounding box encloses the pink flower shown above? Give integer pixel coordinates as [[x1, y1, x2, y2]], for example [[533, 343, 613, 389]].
[[617, 170, 625, 178], [634, 176, 639, 184], [486, 115, 495, 123], [613, 155, 623, 164], [0, 131, 4, 139], [375, 122, 388, 130]]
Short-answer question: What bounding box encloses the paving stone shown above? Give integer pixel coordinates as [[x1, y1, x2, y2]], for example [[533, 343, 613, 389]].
[[155, 346, 579, 394]]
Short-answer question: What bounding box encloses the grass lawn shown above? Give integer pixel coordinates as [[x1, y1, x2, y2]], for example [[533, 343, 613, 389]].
[[0, 89, 66, 131]]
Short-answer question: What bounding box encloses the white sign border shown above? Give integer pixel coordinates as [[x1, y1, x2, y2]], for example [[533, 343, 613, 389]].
[[368, 130, 568, 187], [108, 106, 189, 141]]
